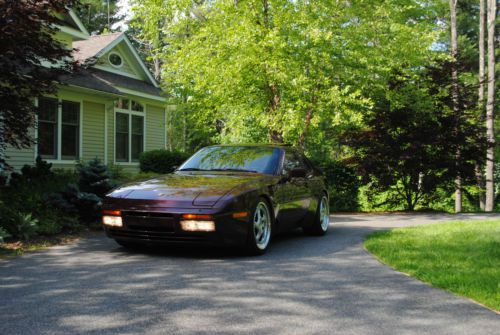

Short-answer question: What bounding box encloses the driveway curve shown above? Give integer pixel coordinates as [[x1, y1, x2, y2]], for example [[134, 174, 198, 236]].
[[1, 213, 499, 335]]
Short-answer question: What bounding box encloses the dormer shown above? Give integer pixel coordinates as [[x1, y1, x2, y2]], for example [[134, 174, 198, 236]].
[[54, 9, 90, 49]]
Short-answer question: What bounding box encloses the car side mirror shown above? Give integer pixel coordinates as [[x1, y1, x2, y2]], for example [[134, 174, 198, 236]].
[[289, 168, 307, 179]]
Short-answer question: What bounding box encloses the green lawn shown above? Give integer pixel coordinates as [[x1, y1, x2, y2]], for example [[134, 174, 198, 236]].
[[364, 220, 500, 312]]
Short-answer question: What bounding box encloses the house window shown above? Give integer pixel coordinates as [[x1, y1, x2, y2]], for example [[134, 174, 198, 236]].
[[109, 52, 123, 68], [115, 98, 144, 163], [38, 97, 80, 160]]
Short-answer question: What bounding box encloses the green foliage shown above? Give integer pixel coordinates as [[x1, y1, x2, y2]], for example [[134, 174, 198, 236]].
[[317, 160, 360, 212], [49, 159, 116, 223], [77, 0, 124, 35], [345, 68, 485, 211], [139, 149, 191, 174], [9, 157, 54, 188], [77, 158, 116, 198], [11, 213, 38, 241], [0, 226, 10, 243], [131, 0, 439, 151], [365, 220, 500, 311], [0, 1, 79, 170], [128, 0, 494, 212], [0, 161, 80, 239]]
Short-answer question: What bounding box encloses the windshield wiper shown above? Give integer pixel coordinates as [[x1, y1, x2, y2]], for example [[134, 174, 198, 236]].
[[209, 168, 259, 173]]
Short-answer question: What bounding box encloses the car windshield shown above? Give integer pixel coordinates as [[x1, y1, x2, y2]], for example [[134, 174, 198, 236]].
[[178, 146, 281, 175]]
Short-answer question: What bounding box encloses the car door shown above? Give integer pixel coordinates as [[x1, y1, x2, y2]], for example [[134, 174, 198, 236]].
[[274, 150, 313, 231]]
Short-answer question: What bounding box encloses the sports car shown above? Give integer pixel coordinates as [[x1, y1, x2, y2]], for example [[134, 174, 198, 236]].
[[102, 144, 330, 254]]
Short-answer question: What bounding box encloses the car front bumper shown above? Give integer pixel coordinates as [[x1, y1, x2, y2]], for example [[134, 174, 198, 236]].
[[103, 208, 250, 247]]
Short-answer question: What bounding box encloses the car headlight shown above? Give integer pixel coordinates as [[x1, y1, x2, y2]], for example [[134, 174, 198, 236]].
[[180, 220, 215, 232], [102, 215, 123, 227]]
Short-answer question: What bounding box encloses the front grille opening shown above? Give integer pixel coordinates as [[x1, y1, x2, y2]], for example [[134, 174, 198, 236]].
[[122, 211, 174, 218]]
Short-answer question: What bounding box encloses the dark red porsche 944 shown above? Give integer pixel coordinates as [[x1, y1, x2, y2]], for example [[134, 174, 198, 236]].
[[102, 144, 330, 255]]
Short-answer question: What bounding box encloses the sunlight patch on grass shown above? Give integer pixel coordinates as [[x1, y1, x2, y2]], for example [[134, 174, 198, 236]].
[[364, 220, 500, 311]]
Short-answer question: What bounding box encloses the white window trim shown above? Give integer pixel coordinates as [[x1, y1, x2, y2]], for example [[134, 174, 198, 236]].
[[35, 97, 83, 164], [113, 99, 146, 165]]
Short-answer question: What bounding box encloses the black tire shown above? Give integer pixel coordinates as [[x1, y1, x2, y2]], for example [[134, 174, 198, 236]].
[[245, 197, 273, 255], [303, 194, 329, 236]]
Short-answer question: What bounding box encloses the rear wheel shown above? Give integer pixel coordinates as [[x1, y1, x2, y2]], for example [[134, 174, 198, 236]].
[[303, 194, 329, 236], [245, 198, 272, 255]]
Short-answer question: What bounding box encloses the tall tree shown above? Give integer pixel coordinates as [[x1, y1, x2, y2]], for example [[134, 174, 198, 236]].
[[449, 0, 462, 213], [485, 0, 496, 211], [131, 0, 439, 152], [0, 0, 79, 170], [77, 0, 124, 34], [477, 0, 486, 210]]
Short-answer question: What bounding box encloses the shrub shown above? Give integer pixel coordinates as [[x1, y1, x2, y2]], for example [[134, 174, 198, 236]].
[[77, 158, 116, 197], [9, 156, 54, 188], [319, 160, 360, 212], [11, 213, 38, 241], [0, 227, 10, 243], [49, 159, 115, 223], [139, 149, 190, 174]]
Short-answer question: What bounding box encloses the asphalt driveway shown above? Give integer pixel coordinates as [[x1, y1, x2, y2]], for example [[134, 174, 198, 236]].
[[1, 213, 499, 335]]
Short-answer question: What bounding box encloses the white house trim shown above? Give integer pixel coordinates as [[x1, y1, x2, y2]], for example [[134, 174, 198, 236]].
[[67, 9, 90, 36], [113, 100, 146, 164], [94, 64, 143, 80], [116, 87, 166, 102], [58, 25, 89, 40], [37, 97, 83, 164], [123, 37, 160, 88]]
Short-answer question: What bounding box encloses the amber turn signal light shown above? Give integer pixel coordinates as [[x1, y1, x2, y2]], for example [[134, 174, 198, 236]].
[[182, 214, 213, 220], [102, 210, 121, 216], [232, 212, 248, 219]]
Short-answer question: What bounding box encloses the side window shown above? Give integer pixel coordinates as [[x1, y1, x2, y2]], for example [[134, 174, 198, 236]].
[[282, 151, 307, 175]]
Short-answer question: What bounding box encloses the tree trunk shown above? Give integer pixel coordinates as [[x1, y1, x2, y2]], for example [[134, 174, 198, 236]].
[[485, 0, 496, 211], [477, 0, 486, 210], [298, 93, 317, 149], [450, 0, 462, 213]]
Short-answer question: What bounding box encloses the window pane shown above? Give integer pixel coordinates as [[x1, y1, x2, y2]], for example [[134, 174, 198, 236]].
[[116, 113, 129, 132], [131, 100, 144, 112], [115, 99, 130, 109], [131, 135, 143, 161], [115, 113, 129, 162], [61, 125, 78, 160], [132, 115, 143, 134], [38, 122, 57, 159], [62, 101, 79, 124], [116, 133, 128, 162], [38, 97, 57, 122]]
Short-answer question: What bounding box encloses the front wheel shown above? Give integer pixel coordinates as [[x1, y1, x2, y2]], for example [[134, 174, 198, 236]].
[[245, 199, 272, 255], [303, 194, 329, 236]]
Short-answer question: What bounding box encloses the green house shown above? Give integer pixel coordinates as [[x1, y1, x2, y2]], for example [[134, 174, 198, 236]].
[[4, 9, 168, 173]]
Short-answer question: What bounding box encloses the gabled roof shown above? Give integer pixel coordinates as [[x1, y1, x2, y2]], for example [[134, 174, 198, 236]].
[[73, 33, 159, 88], [67, 9, 90, 36], [57, 9, 90, 40], [73, 32, 123, 63], [60, 68, 165, 101]]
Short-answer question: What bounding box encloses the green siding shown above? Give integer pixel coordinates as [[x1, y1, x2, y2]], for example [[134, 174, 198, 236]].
[[82, 101, 105, 161], [4, 90, 166, 176], [146, 105, 165, 151], [4, 140, 35, 172], [106, 105, 115, 165]]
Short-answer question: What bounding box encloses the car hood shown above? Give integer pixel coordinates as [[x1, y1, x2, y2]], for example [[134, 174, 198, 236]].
[[106, 171, 272, 208]]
